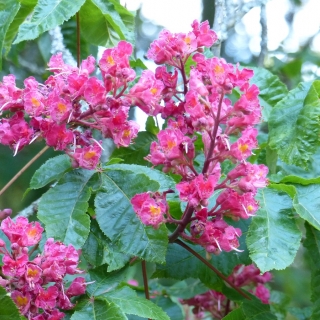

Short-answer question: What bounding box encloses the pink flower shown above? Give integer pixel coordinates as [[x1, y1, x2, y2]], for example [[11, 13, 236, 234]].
[[66, 277, 86, 297], [11, 291, 31, 315], [230, 126, 258, 161], [131, 192, 168, 228], [71, 144, 102, 170], [129, 70, 164, 116], [35, 286, 59, 310], [42, 122, 74, 151], [191, 20, 217, 47]]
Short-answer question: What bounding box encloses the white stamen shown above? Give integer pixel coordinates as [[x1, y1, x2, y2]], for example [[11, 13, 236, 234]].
[[29, 134, 40, 145], [67, 110, 73, 123], [92, 139, 105, 150], [231, 246, 244, 252], [214, 238, 222, 252], [13, 140, 21, 157], [0, 101, 11, 111]]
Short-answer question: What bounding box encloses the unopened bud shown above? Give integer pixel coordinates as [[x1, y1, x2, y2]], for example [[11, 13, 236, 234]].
[[0, 208, 12, 221]]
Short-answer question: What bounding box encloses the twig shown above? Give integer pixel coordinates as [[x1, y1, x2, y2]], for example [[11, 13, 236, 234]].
[[141, 260, 150, 300], [0, 146, 49, 197], [175, 239, 251, 300]]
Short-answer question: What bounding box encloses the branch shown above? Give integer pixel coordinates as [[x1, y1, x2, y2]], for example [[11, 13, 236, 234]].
[[0, 146, 49, 198], [175, 239, 252, 300]]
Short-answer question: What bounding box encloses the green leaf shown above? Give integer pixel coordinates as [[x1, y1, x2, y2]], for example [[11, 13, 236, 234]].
[[222, 307, 245, 320], [0, 286, 21, 320], [104, 287, 170, 320], [146, 116, 160, 135], [4, 0, 38, 56], [82, 219, 130, 271], [71, 298, 127, 320], [293, 184, 320, 230], [86, 265, 129, 297], [152, 242, 223, 290], [30, 154, 71, 189], [269, 81, 320, 169], [242, 297, 277, 320], [14, 0, 86, 44], [152, 296, 183, 320], [95, 169, 168, 263], [79, 0, 134, 47], [246, 187, 301, 273], [111, 131, 157, 166], [251, 67, 288, 121], [105, 163, 176, 191], [38, 169, 94, 248], [269, 147, 320, 185], [303, 223, 320, 320], [0, 0, 20, 69]]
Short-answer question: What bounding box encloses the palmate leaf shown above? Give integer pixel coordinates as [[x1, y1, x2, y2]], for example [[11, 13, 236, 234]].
[[95, 168, 168, 263], [79, 0, 135, 47], [269, 81, 320, 169], [0, 0, 20, 69], [303, 223, 320, 320], [250, 67, 288, 121], [14, 0, 86, 44], [246, 187, 301, 273], [0, 286, 21, 320], [38, 169, 94, 248]]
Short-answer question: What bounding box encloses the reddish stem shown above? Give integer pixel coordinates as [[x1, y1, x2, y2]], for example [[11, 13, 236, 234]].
[[175, 239, 251, 300]]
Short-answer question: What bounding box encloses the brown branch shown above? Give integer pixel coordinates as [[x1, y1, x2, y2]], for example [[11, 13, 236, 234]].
[[0, 146, 49, 197], [175, 239, 251, 300], [141, 260, 150, 300]]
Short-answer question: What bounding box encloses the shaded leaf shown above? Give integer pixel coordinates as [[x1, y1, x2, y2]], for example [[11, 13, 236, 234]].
[[111, 131, 157, 166], [242, 297, 277, 320], [222, 307, 245, 320], [269, 81, 320, 169], [86, 265, 129, 297], [14, 0, 86, 44], [304, 223, 320, 320], [152, 242, 223, 290], [82, 219, 130, 271], [71, 298, 126, 320], [79, 0, 134, 47], [0, 0, 20, 69], [152, 296, 184, 320], [293, 184, 320, 230], [104, 287, 170, 320], [95, 169, 168, 263], [38, 169, 93, 248], [30, 154, 71, 189], [0, 286, 21, 320], [4, 0, 38, 56], [246, 187, 301, 273], [251, 67, 288, 121], [105, 163, 176, 191]]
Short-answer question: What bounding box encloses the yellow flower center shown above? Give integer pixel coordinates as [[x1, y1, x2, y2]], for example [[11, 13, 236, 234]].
[[31, 97, 41, 108], [238, 143, 248, 153], [16, 295, 28, 307], [57, 102, 67, 113], [149, 205, 161, 217], [107, 55, 115, 65], [84, 150, 96, 160], [150, 88, 158, 95]]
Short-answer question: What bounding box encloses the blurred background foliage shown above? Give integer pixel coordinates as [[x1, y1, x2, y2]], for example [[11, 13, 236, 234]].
[[1, 0, 319, 318]]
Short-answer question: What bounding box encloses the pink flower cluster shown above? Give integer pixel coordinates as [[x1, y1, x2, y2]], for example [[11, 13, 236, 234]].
[[0, 216, 86, 319], [0, 41, 142, 169], [131, 192, 169, 228], [181, 264, 272, 319], [129, 20, 268, 253]]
